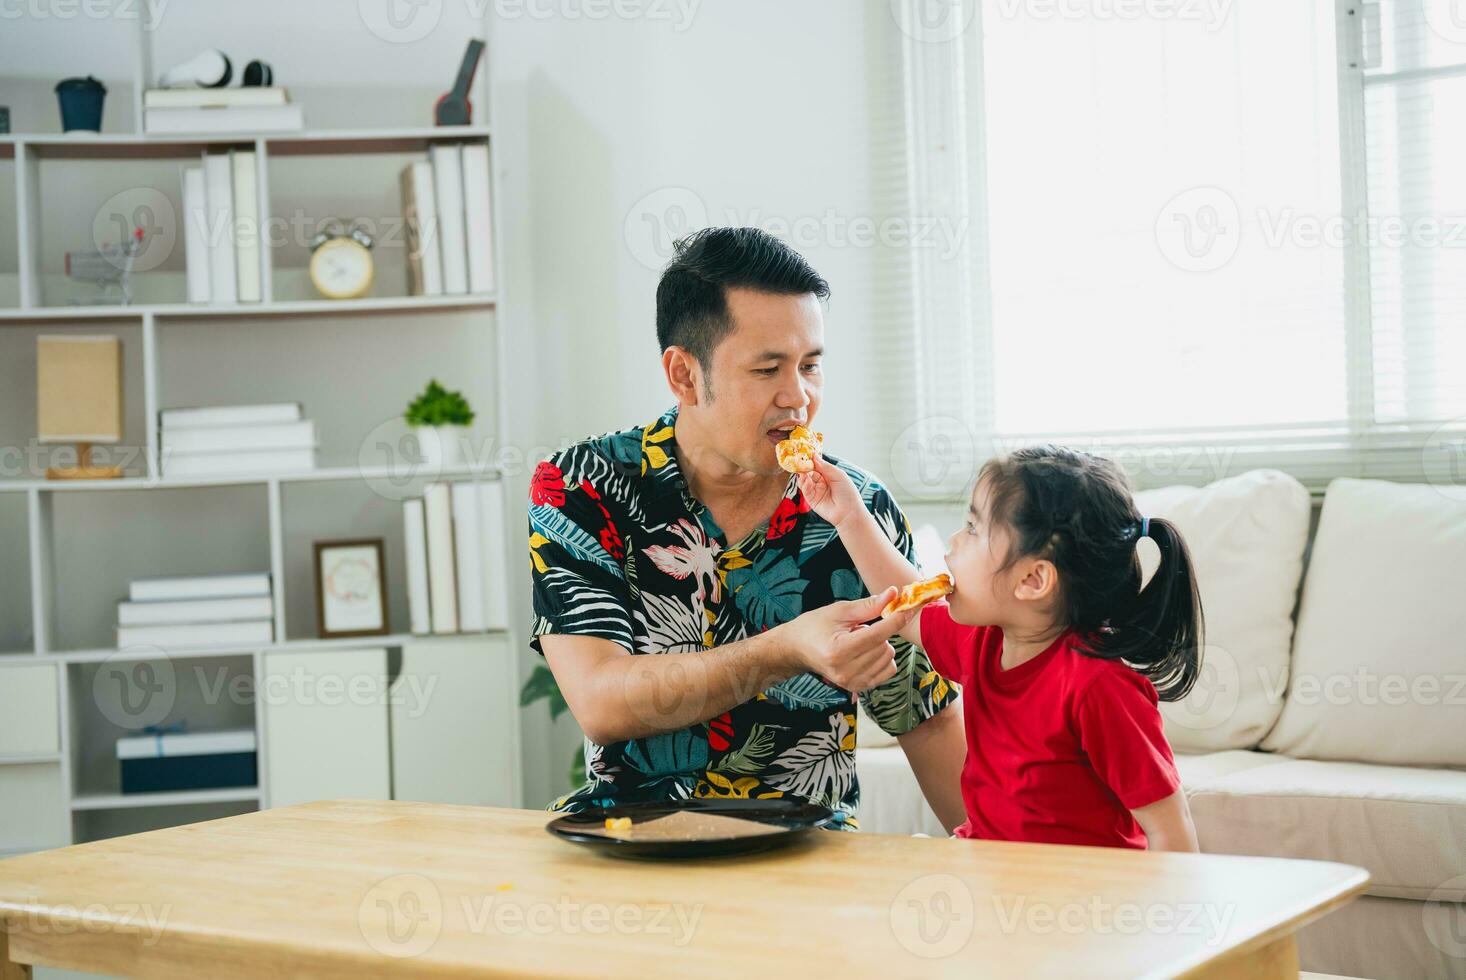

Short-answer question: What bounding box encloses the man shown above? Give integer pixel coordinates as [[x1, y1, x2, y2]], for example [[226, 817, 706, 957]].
[[529, 227, 965, 830]]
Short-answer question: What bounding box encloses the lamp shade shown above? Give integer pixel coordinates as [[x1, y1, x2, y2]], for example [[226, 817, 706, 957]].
[[37, 335, 122, 444]]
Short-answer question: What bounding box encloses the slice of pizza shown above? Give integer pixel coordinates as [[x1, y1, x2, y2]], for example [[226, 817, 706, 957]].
[[776, 425, 824, 474], [881, 573, 954, 617]]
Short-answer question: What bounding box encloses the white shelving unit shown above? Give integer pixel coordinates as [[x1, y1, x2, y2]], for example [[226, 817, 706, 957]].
[[0, 11, 523, 856]]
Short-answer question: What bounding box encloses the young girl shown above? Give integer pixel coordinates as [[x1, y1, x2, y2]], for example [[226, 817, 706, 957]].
[[801, 445, 1203, 851]]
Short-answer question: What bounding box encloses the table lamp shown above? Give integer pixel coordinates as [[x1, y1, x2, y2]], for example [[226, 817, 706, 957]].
[[37, 334, 124, 480]]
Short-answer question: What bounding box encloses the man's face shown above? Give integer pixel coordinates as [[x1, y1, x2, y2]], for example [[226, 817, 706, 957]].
[[692, 287, 825, 476]]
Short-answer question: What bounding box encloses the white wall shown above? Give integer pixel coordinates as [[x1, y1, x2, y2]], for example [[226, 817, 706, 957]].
[[0, 0, 914, 809], [490, 0, 914, 805]]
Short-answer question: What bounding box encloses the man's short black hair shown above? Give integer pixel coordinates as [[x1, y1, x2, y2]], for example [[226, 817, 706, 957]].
[[655, 227, 830, 370]]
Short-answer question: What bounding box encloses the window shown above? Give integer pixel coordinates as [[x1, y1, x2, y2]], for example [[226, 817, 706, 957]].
[[892, 0, 1466, 496], [1360, 0, 1466, 424]]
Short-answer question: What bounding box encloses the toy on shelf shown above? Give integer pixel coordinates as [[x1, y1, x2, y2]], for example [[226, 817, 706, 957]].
[[66, 227, 144, 306]]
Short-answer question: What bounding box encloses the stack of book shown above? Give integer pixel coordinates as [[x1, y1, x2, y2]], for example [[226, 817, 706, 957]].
[[117, 573, 275, 650], [160, 403, 317, 478], [402, 481, 508, 635], [143, 87, 303, 135], [399, 143, 495, 298], [182, 150, 261, 305]]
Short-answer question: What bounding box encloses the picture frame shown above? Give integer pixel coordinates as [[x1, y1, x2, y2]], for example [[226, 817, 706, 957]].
[[313, 538, 389, 639]]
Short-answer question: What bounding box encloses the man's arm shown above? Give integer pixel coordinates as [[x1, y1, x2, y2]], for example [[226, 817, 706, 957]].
[[895, 697, 968, 834], [543, 589, 916, 745]]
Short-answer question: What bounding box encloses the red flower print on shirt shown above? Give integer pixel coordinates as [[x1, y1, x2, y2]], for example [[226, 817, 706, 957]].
[[599, 524, 625, 561], [708, 712, 735, 752], [531, 461, 566, 507], [766, 494, 812, 540], [579, 479, 625, 561]]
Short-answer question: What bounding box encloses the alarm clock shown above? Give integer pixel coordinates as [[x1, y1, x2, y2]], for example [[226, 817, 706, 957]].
[[308, 221, 375, 300]]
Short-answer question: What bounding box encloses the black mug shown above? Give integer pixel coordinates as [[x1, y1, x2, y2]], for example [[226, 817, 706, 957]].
[[56, 76, 106, 132]]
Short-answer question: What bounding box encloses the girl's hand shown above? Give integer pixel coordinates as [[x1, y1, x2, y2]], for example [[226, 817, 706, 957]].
[[797, 457, 865, 532]]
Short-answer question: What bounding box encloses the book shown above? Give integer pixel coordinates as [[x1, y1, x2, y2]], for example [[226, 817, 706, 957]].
[[145, 104, 304, 135], [479, 479, 509, 630], [461, 143, 495, 294], [130, 572, 272, 602], [161, 403, 302, 429], [116, 727, 257, 759], [117, 619, 274, 650], [424, 482, 459, 633], [399, 161, 443, 296], [117, 594, 275, 627], [202, 153, 237, 304], [162, 420, 316, 455], [452, 483, 485, 632], [182, 166, 211, 304], [231, 150, 262, 303], [430, 144, 468, 295], [162, 447, 315, 478], [403, 498, 431, 635], [144, 87, 289, 109]]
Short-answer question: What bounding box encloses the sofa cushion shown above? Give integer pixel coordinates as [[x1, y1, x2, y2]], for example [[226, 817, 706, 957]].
[[1133, 469, 1311, 753], [1261, 478, 1466, 768], [1183, 752, 1466, 901], [1175, 749, 1289, 785]]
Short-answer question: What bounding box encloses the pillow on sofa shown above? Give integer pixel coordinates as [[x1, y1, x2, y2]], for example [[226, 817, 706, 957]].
[[1133, 469, 1311, 753], [1262, 478, 1466, 768]]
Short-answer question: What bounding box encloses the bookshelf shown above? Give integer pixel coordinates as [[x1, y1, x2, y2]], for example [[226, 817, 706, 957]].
[[0, 8, 524, 857]]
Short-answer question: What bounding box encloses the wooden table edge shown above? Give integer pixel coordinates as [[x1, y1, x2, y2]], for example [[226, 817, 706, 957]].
[[1170, 864, 1372, 980], [0, 804, 1377, 980]]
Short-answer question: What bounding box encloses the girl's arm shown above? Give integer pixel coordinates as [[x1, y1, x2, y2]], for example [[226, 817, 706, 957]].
[[1131, 790, 1199, 853], [798, 458, 925, 648]]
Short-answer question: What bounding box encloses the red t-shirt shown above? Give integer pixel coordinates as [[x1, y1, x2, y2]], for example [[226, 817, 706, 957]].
[[920, 601, 1180, 849]]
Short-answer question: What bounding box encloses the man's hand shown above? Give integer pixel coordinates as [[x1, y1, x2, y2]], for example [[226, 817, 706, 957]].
[[776, 587, 915, 692], [796, 457, 866, 533]]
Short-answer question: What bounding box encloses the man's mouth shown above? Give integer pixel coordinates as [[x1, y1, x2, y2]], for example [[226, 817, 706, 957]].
[[765, 422, 803, 445]]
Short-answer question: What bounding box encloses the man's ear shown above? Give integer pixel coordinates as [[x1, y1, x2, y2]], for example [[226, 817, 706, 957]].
[[663, 346, 702, 406], [1013, 558, 1058, 604]]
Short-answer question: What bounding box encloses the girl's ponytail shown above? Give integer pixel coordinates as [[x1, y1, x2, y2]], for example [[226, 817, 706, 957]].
[[1094, 516, 1204, 702]]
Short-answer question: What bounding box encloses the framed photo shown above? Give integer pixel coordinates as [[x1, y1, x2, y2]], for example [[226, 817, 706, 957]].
[[314, 538, 389, 638]]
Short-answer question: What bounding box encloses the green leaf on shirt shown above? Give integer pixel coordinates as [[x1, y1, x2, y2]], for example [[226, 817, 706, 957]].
[[729, 551, 808, 630]]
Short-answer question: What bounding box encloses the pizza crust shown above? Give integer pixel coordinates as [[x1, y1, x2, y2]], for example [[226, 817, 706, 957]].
[[881, 573, 954, 617]]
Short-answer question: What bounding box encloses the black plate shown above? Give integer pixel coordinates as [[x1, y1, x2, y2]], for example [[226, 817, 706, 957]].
[[546, 798, 835, 860]]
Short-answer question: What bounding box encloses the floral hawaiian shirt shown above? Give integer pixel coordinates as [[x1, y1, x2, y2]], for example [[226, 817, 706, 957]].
[[528, 406, 958, 829]]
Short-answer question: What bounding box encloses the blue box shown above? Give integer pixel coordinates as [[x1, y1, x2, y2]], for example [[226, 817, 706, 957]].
[[117, 728, 257, 794]]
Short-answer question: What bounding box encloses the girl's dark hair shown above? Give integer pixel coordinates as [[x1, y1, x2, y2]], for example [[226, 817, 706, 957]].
[[975, 445, 1203, 701]]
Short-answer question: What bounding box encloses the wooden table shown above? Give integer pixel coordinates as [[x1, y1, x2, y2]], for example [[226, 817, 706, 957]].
[[0, 800, 1367, 979]]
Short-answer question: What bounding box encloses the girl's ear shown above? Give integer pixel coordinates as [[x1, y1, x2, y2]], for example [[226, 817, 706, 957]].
[[1012, 558, 1058, 603]]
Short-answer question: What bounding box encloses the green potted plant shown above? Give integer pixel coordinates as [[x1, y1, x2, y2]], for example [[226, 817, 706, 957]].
[[405, 380, 475, 468]]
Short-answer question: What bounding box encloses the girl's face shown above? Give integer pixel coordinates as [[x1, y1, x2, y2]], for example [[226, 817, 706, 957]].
[[944, 485, 1017, 626]]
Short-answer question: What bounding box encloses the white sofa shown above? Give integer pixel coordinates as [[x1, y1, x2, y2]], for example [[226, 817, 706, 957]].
[[857, 472, 1466, 979]]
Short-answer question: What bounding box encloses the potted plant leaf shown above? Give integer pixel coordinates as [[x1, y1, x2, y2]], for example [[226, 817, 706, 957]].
[[405, 380, 475, 468], [520, 664, 586, 789]]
